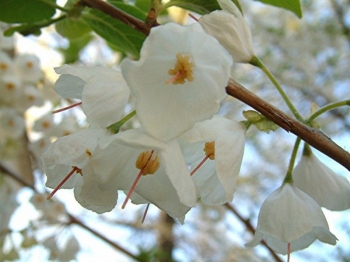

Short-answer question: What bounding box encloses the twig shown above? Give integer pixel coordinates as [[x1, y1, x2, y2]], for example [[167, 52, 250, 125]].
[[80, 0, 151, 35], [226, 79, 350, 171], [224, 203, 283, 262]]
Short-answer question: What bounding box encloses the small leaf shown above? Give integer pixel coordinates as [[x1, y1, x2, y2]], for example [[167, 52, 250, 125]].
[[83, 2, 147, 58], [256, 0, 302, 18], [165, 0, 221, 14], [55, 18, 91, 39], [0, 0, 57, 23], [59, 34, 93, 64]]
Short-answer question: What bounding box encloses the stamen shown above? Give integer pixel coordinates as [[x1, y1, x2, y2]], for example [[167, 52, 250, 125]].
[[287, 243, 291, 262], [166, 53, 194, 85], [188, 13, 198, 22], [190, 155, 210, 176], [47, 166, 79, 200], [141, 203, 150, 223], [204, 141, 215, 160], [52, 102, 82, 114], [190, 141, 216, 176], [122, 150, 160, 209]]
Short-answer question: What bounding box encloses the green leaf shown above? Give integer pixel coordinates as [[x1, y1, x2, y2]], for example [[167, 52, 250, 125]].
[[55, 18, 91, 39], [164, 0, 221, 15], [83, 2, 147, 58], [4, 15, 66, 37], [59, 34, 93, 64], [0, 0, 57, 23], [256, 0, 302, 18]]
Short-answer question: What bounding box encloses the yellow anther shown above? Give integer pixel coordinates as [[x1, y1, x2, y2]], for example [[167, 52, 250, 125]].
[[42, 121, 51, 129], [6, 82, 15, 90], [204, 141, 215, 160], [85, 149, 92, 157], [26, 61, 34, 68], [135, 150, 160, 175], [0, 63, 7, 70], [167, 53, 194, 85]]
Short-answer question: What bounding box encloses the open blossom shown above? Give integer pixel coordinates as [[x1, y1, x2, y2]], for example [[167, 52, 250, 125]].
[[42, 128, 110, 191], [76, 128, 197, 218], [246, 183, 337, 254], [181, 116, 246, 205], [54, 65, 130, 127], [121, 22, 232, 141], [293, 148, 350, 211], [199, 0, 255, 63]]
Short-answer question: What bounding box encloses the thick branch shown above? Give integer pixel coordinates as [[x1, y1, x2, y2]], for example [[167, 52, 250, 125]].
[[226, 79, 350, 171], [79, 0, 350, 171]]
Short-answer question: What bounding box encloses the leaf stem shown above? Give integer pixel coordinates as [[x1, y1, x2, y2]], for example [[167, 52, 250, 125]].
[[307, 100, 350, 122], [250, 56, 304, 122], [107, 110, 136, 134], [283, 137, 301, 184]]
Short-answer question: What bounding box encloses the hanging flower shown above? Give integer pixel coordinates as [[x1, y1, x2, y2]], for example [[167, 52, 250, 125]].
[[293, 146, 350, 211], [180, 116, 246, 205], [246, 183, 337, 254], [42, 128, 110, 192], [76, 128, 197, 218], [121, 22, 232, 141], [198, 0, 255, 63], [54, 65, 130, 127]]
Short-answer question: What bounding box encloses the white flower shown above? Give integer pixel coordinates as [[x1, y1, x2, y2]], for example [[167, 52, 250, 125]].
[[0, 52, 13, 75], [199, 0, 255, 63], [76, 128, 197, 218], [54, 65, 130, 127], [246, 183, 337, 254], [121, 22, 232, 141], [42, 128, 110, 190], [293, 150, 350, 211], [14, 54, 42, 83], [181, 116, 245, 205]]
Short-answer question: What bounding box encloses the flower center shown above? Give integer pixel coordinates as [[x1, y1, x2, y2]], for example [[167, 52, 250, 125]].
[[190, 141, 216, 176], [166, 53, 194, 85], [122, 150, 160, 209], [135, 150, 160, 175], [204, 141, 215, 160]]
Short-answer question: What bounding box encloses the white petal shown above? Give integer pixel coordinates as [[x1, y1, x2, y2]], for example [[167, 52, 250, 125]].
[[121, 23, 232, 141], [294, 154, 350, 211], [74, 176, 118, 214], [246, 184, 337, 254], [82, 71, 130, 127]]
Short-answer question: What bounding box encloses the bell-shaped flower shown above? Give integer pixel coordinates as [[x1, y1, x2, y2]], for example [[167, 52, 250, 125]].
[[76, 128, 197, 218], [199, 0, 255, 63], [180, 116, 245, 205], [42, 128, 110, 191], [246, 183, 337, 254], [293, 147, 350, 211], [54, 65, 130, 128], [121, 22, 232, 141]]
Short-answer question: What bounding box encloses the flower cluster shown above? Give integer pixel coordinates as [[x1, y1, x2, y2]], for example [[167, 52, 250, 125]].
[[41, 20, 249, 222], [40, 0, 350, 258]]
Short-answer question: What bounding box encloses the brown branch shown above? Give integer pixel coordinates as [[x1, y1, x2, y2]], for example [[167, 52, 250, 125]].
[[224, 203, 283, 262], [0, 164, 141, 262], [79, 0, 350, 171], [226, 79, 350, 171], [80, 0, 151, 35]]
